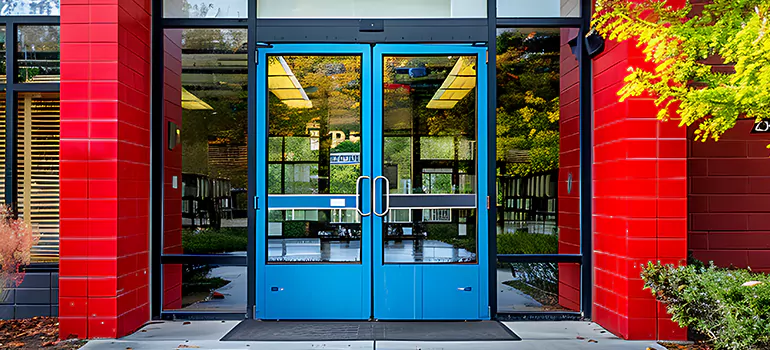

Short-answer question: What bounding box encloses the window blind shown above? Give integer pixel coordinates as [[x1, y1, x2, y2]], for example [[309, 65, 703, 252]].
[[17, 93, 60, 263]]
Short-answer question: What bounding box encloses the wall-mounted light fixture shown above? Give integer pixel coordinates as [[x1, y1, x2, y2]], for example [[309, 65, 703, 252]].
[[584, 28, 605, 59], [168, 121, 180, 150]]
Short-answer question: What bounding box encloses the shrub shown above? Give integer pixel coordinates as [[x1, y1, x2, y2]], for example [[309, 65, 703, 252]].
[[182, 227, 248, 254], [642, 262, 770, 349], [497, 230, 558, 255], [0, 206, 39, 302]]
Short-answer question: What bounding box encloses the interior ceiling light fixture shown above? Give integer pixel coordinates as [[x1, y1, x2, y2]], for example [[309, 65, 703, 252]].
[[426, 56, 476, 109], [181, 87, 213, 110], [268, 56, 313, 108]]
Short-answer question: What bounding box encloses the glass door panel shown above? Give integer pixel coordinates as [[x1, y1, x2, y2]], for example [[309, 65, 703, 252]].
[[256, 45, 372, 319], [372, 46, 489, 320]]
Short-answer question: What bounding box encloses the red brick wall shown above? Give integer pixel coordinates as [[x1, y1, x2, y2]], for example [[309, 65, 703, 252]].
[[558, 28, 581, 312], [590, 37, 687, 340], [162, 29, 183, 310], [688, 120, 770, 271], [59, 0, 152, 339]]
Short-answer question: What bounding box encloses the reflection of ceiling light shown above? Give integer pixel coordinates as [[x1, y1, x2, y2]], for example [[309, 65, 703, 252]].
[[268, 56, 313, 108], [182, 88, 213, 110], [426, 57, 476, 109]]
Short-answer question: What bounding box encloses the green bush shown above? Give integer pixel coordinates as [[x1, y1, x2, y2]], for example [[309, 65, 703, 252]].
[[182, 227, 248, 254], [642, 262, 770, 349], [282, 221, 307, 238], [497, 230, 558, 255]]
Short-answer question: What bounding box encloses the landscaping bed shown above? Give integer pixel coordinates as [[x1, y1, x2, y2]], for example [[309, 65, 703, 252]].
[[0, 317, 86, 349]]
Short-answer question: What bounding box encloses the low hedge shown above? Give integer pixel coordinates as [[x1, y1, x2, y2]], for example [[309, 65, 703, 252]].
[[182, 227, 248, 254], [642, 262, 770, 350], [497, 230, 558, 255]]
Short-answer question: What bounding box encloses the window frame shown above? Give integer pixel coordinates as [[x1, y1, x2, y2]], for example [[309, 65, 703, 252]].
[[150, 0, 593, 321], [0, 16, 61, 267]]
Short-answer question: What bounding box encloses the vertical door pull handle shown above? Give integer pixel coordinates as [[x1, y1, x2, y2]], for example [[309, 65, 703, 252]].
[[373, 176, 390, 217], [356, 176, 371, 217]]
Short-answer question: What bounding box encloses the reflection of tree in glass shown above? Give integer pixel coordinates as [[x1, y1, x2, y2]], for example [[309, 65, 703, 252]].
[[1, 0, 59, 15], [268, 55, 362, 195], [180, 29, 248, 189], [182, 28, 246, 52], [496, 30, 560, 177], [17, 26, 59, 83]]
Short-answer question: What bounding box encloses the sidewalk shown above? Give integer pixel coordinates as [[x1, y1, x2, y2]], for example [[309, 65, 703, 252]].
[[80, 320, 667, 349]]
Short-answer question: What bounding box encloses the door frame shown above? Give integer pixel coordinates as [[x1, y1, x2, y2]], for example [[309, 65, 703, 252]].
[[255, 44, 373, 319], [371, 44, 489, 320], [254, 43, 489, 320]]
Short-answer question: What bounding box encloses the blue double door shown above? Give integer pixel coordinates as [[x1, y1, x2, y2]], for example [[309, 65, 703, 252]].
[[255, 44, 489, 320]]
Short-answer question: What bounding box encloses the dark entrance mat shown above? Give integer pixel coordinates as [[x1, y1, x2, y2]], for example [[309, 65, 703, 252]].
[[221, 320, 521, 341]]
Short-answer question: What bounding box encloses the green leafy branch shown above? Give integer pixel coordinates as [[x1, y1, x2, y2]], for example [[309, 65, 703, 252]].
[[593, 0, 770, 142]]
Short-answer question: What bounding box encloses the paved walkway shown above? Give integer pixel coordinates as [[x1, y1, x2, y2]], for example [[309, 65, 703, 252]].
[[81, 321, 668, 349]]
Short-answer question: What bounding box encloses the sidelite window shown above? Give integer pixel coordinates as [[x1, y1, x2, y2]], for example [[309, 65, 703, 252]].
[[0, 0, 60, 16], [257, 0, 486, 18], [266, 54, 364, 263], [0, 24, 63, 263], [495, 28, 581, 312], [497, 0, 580, 17], [17, 25, 60, 83], [162, 28, 249, 312]]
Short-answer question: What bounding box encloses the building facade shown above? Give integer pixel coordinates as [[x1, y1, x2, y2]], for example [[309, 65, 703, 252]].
[[0, 0, 763, 342]]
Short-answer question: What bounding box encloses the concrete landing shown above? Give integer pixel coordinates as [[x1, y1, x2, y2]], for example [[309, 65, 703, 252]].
[[80, 320, 667, 350]]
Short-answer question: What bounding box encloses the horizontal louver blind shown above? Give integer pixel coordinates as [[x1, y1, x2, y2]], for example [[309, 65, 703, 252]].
[[18, 93, 60, 263]]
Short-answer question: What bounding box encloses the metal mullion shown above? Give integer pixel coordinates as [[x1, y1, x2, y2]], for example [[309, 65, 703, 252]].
[[578, 0, 594, 320], [161, 254, 248, 266], [246, 0, 257, 320], [496, 311, 582, 321], [5, 22, 17, 210], [162, 18, 247, 28], [13, 83, 59, 92], [496, 17, 582, 28], [150, 0, 165, 319], [160, 311, 247, 320], [497, 254, 582, 264], [1, 16, 60, 25], [487, 0, 497, 319]]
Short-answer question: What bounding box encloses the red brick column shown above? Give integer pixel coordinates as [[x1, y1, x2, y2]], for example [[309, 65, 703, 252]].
[[59, 0, 152, 339], [591, 37, 688, 340]]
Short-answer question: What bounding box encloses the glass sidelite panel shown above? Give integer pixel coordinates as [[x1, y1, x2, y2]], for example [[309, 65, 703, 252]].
[[162, 264, 247, 312], [17, 26, 60, 83], [495, 28, 568, 254], [0, 0, 60, 15], [497, 0, 579, 17], [257, 0, 486, 18], [17, 93, 60, 262], [0, 26, 6, 84], [164, 0, 247, 18], [497, 261, 580, 312], [163, 28, 249, 255], [267, 54, 363, 264], [382, 54, 478, 264]]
